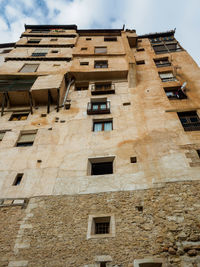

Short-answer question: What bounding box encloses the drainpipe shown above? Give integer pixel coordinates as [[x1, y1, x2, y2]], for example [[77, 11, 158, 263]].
[[62, 78, 74, 107]]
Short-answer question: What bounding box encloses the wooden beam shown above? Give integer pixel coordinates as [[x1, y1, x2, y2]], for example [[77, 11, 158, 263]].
[[47, 89, 51, 114], [28, 92, 33, 114], [57, 89, 60, 112], [1, 93, 6, 117]]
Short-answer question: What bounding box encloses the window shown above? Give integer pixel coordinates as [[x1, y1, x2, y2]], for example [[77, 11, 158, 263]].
[[87, 213, 115, 239], [27, 39, 41, 44], [93, 119, 113, 132], [13, 173, 23, 186], [154, 57, 171, 67], [51, 50, 59, 53], [32, 48, 48, 57], [80, 62, 89, 66], [197, 150, 200, 158], [95, 47, 107, 54], [151, 38, 182, 54], [88, 156, 114, 176], [75, 82, 89, 91], [87, 98, 110, 115], [94, 61, 108, 68], [130, 157, 137, 163], [164, 86, 187, 100], [86, 37, 92, 40], [136, 48, 145, 52], [104, 37, 117, 42], [50, 38, 57, 41], [159, 72, 177, 82], [136, 60, 145, 65], [91, 83, 115, 95], [16, 130, 37, 147], [178, 111, 200, 131], [81, 47, 87, 50], [19, 64, 39, 73], [9, 113, 29, 121]]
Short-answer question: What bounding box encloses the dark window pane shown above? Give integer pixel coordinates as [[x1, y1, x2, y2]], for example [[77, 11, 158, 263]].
[[91, 162, 113, 175]]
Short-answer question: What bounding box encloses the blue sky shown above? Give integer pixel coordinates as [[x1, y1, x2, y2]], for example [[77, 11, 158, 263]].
[[0, 0, 199, 65]]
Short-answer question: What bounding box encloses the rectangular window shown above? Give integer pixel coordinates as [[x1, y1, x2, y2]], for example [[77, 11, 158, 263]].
[[152, 39, 182, 54], [91, 83, 115, 95], [88, 157, 114, 175], [159, 72, 177, 82], [87, 99, 110, 115], [154, 57, 171, 67], [95, 217, 110, 234], [75, 82, 89, 91], [81, 47, 87, 50], [94, 61, 108, 68], [13, 173, 23, 186], [19, 64, 39, 73], [136, 48, 145, 52], [95, 47, 107, 54], [136, 60, 145, 65], [51, 50, 59, 53], [93, 119, 113, 132], [32, 48, 48, 57], [104, 37, 117, 42], [86, 38, 92, 40], [164, 86, 187, 100], [9, 113, 29, 121], [178, 111, 200, 131], [27, 39, 41, 44], [80, 62, 89, 66], [50, 38, 57, 41], [16, 130, 37, 147]]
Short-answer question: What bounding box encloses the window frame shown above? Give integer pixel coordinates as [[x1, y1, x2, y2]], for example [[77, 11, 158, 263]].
[[159, 72, 177, 82], [94, 46, 107, 54], [87, 214, 115, 239], [104, 37, 117, 42], [178, 111, 200, 131], [16, 130, 37, 147], [9, 112, 29, 121], [93, 119, 113, 132], [94, 60, 108, 69], [19, 64, 39, 73], [164, 86, 187, 100]]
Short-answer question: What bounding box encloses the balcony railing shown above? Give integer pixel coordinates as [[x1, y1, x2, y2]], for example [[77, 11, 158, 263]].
[[87, 101, 110, 115], [91, 83, 115, 95]]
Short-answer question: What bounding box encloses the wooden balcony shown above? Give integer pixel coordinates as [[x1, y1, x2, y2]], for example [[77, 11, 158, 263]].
[[91, 83, 115, 95], [87, 101, 110, 115]]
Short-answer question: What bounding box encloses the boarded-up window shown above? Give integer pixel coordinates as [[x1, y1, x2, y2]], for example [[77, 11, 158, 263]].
[[32, 48, 48, 57], [16, 130, 37, 147], [20, 64, 39, 73], [95, 47, 107, 54]]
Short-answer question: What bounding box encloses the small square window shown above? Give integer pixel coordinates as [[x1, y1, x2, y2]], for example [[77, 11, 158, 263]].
[[86, 38, 92, 40], [9, 113, 29, 121], [75, 82, 89, 91], [95, 47, 107, 54], [87, 214, 115, 239], [27, 39, 41, 44], [130, 157, 137, 163], [81, 47, 87, 50], [51, 50, 59, 53], [16, 130, 37, 147], [13, 173, 23, 186]]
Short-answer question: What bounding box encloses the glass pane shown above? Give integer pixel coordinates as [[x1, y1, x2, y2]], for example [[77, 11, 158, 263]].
[[190, 117, 198, 122], [94, 123, 102, 132], [100, 104, 106, 110], [180, 118, 187, 123], [104, 122, 112, 131], [92, 104, 98, 110]]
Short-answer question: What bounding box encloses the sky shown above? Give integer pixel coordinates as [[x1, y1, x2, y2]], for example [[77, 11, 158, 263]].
[[0, 0, 199, 65]]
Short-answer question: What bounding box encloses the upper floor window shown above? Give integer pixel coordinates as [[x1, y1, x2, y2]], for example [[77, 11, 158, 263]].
[[159, 72, 177, 82], [32, 48, 48, 57], [150, 36, 174, 43], [87, 98, 110, 115], [94, 60, 108, 68], [31, 29, 50, 33], [95, 47, 107, 54], [91, 82, 115, 95], [104, 37, 117, 42], [16, 130, 37, 147], [154, 57, 171, 67], [164, 86, 187, 100], [27, 39, 41, 44], [151, 37, 182, 54], [178, 111, 200, 131], [19, 64, 39, 73], [50, 38, 57, 41], [75, 82, 89, 91]]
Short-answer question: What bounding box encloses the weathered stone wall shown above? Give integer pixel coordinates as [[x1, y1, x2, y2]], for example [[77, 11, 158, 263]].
[[1, 181, 200, 267]]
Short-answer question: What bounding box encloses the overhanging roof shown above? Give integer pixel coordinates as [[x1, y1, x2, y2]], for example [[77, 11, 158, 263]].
[[138, 30, 175, 39], [25, 24, 77, 30]]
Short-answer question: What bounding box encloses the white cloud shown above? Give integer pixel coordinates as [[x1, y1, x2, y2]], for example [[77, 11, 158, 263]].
[[0, 0, 199, 65]]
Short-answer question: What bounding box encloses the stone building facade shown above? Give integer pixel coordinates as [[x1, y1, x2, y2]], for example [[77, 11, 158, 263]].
[[0, 25, 200, 267]]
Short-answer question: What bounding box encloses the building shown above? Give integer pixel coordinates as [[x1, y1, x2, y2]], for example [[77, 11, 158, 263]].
[[0, 24, 200, 267]]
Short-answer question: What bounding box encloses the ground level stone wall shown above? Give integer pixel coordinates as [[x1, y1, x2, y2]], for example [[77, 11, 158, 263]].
[[0, 181, 200, 267]]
